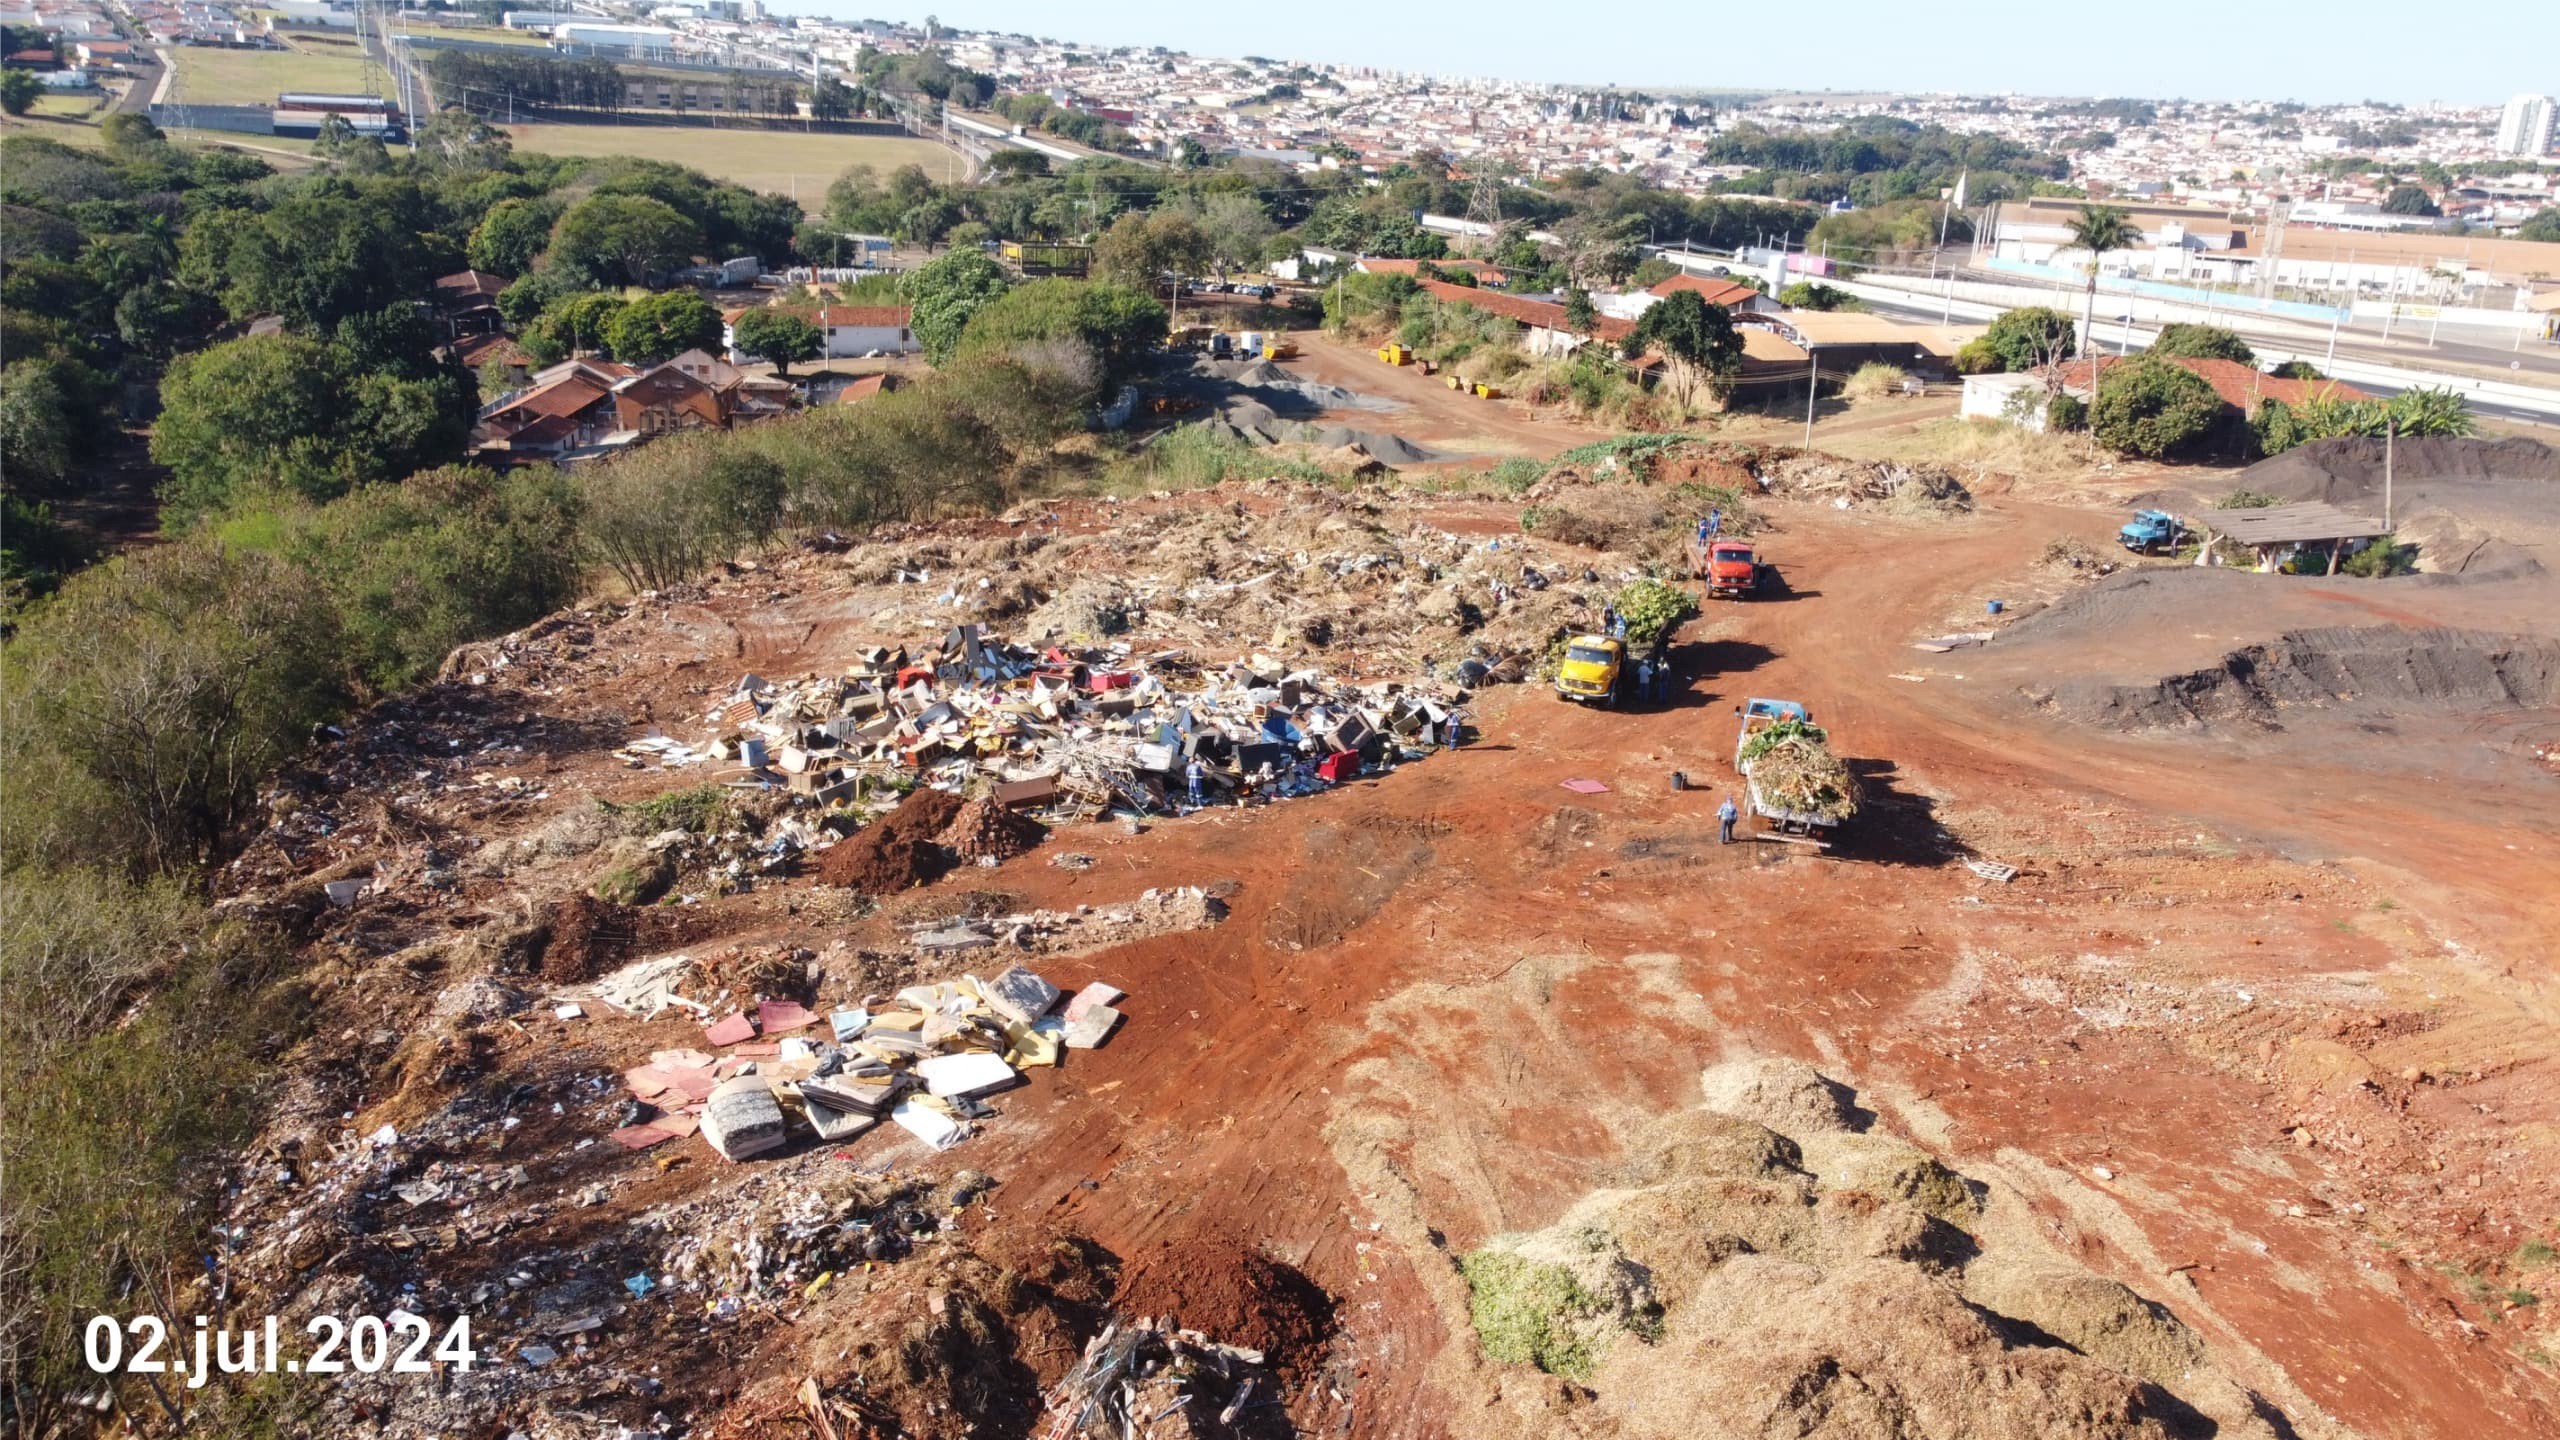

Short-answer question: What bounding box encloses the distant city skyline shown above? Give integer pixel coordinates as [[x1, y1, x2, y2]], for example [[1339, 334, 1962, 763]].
[[799, 0, 2558, 109]]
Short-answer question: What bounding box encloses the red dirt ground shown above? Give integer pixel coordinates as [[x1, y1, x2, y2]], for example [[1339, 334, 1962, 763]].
[[225, 476, 2560, 1439]]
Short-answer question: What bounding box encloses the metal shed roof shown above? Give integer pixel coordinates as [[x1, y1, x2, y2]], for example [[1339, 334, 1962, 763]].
[[2204, 502, 2389, 546]]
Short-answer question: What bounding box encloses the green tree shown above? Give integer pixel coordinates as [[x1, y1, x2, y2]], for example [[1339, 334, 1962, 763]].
[[2064, 204, 2141, 357], [811, 75, 856, 120], [0, 68, 41, 117], [1627, 288, 1742, 406], [150, 334, 472, 519], [2518, 208, 2560, 244], [1777, 281, 1856, 311], [730, 308, 823, 375], [900, 249, 1013, 363], [1982, 306, 2078, 372], [522, 291, 629, 365], [2091, 355, 2219, 458], [1563, 287, 1596, 333], [546, 193, 702, 285], [467, 197, 559, 277], [218, 192, 438, 331], [0, 358, 83, 496], [2148, 322, 2255, 364], [1093, 209, 1209, 287], [2381, 184, 2439, 217], [956, 278, 1165, 383], [604, 290, 721, 364]]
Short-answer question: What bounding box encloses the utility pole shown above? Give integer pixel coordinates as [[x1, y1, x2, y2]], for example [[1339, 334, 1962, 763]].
[[1803, 352, 1818, 448], [2384, 417, 2395, 532]]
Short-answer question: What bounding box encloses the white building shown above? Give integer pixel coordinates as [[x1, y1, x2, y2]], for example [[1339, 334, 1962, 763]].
[[2496, 94, 2555, 158], [552, 22, 676, 54], [721, 304, 918, 364]]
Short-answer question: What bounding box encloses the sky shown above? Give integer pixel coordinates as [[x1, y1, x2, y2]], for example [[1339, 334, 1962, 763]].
[[798, 0, 2560, 108]]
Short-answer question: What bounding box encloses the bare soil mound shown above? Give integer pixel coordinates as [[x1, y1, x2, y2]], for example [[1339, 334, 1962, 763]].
[[1113, 1233, 1336, 1364], [817, 786, 964, 893], [2045, 624, 2560, 732], [2234, 434, 2560, 505], [537, 891, 631, 983]]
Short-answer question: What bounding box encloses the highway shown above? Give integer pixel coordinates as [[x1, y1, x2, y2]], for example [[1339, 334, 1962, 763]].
[[1834, 272, 2560, 429]]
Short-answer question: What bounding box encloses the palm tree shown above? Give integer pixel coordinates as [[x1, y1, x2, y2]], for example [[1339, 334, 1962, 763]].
[[2066, 204, 2142, 359]]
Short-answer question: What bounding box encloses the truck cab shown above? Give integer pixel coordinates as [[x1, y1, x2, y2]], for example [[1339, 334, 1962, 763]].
[[1734, 698, 1812, 768], [1692, 538, 1760, 599], [1553, 635, 1627, 706], [2119, 509, 2185, 553]]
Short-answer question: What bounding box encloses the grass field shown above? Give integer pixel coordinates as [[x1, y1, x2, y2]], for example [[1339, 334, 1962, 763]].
[[163, 39, 373, 105], [502, 123, 968, 206], [397, 21, 547, 46]]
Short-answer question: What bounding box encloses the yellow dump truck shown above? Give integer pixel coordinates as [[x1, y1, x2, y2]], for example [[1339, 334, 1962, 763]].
[[1262, 338, 1299, 360], [1553, 635, 1627, 706]]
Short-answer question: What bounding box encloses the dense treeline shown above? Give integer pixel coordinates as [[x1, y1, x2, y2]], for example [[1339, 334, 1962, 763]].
[[426, 46, 804, 120], [1703, 117, 2071, 206]]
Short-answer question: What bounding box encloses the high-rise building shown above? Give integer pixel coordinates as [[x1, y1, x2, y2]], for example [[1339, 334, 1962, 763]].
[[2495, 93, 2556, 157]]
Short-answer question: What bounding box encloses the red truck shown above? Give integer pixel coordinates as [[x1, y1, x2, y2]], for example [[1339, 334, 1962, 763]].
[[1688, 535, 1762, 600]]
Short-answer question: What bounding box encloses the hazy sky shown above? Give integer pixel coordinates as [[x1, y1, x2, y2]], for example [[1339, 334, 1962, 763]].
[[799, 0, 2559, 107]]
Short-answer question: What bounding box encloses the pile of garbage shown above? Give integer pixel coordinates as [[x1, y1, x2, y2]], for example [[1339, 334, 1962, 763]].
[[1037, 1317, 1283, 1440], [603, 960, 1127, 1161], [650, 623, 1470, 838], [1738, 718, 1859, 822]]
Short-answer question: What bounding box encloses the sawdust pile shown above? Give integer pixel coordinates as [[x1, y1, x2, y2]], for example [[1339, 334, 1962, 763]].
[[1459, 1058, 2298, 1440], [818, 786, 965, 893], [1113, 1233, 1336, 1367], [937, 796, 1049, 863]]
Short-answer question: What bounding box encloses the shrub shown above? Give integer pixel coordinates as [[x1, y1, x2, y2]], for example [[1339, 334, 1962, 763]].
[[1485, 456, 1546, 493], [2214, 488, 2280, 510], [2148, 322, 2254, 364], [278, 465, 583, 694], [1952, 338, 2002, 375], [2338, 535, 2413, 578], [2045, 392, 2087, 432], [581, 438, 786, 592], [0, 542, 343, 873], [1982, 307, 2077, 372], [0, 865, 300, 1412], [1612, 576, 1696, 648], [2091, 355, 2219, 458], [1843, 362, 1908, 400]]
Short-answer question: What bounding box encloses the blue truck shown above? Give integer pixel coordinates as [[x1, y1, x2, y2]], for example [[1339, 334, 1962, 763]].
[[2118, 509, 2187, 553]]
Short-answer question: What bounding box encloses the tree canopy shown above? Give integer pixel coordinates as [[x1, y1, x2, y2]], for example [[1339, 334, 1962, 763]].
[[730, 309, 823, 375], [2147, 322, 2254, 364], [901, 250, 1014, 364], [956, 278, 1165, 384]]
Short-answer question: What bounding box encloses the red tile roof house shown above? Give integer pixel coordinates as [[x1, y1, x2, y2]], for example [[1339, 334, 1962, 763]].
[[1645, 272, 1783, 316], [721, 304, 917, 364], [1410, 276, 1633, 358]]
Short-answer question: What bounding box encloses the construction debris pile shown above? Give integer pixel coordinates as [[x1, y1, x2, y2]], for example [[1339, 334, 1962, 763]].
[[604, 961, 1128, 1161], [1037, 1317, 1286, 1440], [669, 622, 1471, 849]]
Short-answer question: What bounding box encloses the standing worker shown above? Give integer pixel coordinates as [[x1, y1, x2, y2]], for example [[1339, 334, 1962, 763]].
[[1444, 709, 1464, 749], [1186, 756, 1205, 810], [1718, 793, 1740, 845], [1708, 506, 1723, 538], [1602, 603, 1619, 636], [1635, 658, 1654, 705]]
